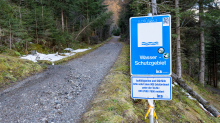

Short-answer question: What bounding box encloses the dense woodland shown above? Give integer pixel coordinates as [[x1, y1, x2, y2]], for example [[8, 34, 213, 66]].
[[118, 0, 220, 88], [1, 0, 220, 88], [0, 0, 113, 53]]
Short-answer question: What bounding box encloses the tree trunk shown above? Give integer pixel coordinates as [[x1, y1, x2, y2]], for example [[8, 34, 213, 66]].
[[211, 61, 215, 86], [26, 41, 27, 52], [100, 28, 103, 39], [35, 8, 38, 44], [9, 19, 12, 50], [207, 65, 211, 85], [87, 36, 90, 45], [61, 0, 64, 32], [189, 59, 191, 76], [172, 73, 220, 118], [151, 0, 157, 15], [86, 0, 89, 21], [213, 49, 215, 86], [210, 67, 211, 85], [75, 16, 100, 40], [72, 25, 74, 36], [214, 48, 217, 87], [210, 66, 212, 85], [86, 0, 89, 44], [214, 47, 216, 87], [199, 0, 205, 86], [0, 26, 2, 46], [216, 49, 217, 87], [41, 0, 44, 32], [176, 0, 181, 78], [19, 0, 22, 26], [66, 16, 68, 32], [41, 0, 43, 19], [208, 66, 210, 85]]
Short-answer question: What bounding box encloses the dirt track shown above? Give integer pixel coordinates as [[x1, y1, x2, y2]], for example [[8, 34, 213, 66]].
[[0, 37, 122, 123]]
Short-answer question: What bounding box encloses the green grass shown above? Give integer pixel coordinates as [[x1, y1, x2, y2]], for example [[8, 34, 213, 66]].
[[36, 37, 112, 65], [82, 42, 220, 123], [53, 39, 110, 65], [82, 43, 141, 123], [0, 55, 43, 89], [182, 74, 220, 114], [0, 37, 112, 89], [28, 44, 51, 54]]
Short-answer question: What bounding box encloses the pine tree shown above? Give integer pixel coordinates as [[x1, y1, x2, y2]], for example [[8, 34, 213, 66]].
[[0, 0, 111, 53], [205, 1, 220, 88]]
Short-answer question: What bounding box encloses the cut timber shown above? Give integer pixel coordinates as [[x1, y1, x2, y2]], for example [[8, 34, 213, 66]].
[[171, 73, 220, 118]]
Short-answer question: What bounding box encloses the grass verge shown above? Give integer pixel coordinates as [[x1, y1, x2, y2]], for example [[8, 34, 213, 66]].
[[82, 43, 220, 123], [53, 39, 110, 65], [38, 38, 112, 65], [154, 81, 219, 123], [0, 55, 42, 89], [82, 43, 142, 123], [0, 38, 112, 90], [182, 75, 220, 114]]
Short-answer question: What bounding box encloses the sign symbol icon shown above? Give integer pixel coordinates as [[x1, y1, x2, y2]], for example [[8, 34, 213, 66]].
[[163, 53, 170, 59], [158, 48, 165, 54], [163, 17, 169, 26]]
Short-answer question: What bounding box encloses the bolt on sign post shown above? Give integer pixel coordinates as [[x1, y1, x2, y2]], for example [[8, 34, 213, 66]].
[[130, 14, 172, 122]]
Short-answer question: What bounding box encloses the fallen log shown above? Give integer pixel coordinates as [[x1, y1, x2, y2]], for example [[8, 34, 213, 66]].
[[171, 73, 220, 118]]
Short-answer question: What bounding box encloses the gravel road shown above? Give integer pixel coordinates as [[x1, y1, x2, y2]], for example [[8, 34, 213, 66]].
[[0, 37, 122, 123]]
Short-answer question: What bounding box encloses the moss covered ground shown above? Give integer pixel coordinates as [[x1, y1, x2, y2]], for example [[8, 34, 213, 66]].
[[0, 55, 42, 89], [82, 43, 220, 123], [0, 38, 112, 90]]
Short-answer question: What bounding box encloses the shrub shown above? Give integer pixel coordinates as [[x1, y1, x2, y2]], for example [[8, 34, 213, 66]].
[[112, 28, 121, 36]]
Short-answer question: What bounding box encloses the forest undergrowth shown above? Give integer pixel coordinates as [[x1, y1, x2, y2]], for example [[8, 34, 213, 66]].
[[82, 42, 220, 123], [0, 38, 111, 90]]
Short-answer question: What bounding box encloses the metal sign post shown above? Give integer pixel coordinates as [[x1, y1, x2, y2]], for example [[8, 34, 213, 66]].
[[130, 13, 172, 123], [148, 99, 154, 123]]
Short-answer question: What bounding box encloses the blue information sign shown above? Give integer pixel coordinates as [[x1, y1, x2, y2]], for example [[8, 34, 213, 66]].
[[130, 15, 171, 75], [131, 76, 172, 100]]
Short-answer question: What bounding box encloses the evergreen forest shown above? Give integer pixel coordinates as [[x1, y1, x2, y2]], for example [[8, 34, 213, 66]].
[[0, 0, 220, 122], [118, 0, 220, 88], [0, 0, 113, 54]]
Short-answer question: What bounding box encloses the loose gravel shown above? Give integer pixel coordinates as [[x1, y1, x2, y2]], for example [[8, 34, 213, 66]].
[[0, 37, 122, 123]]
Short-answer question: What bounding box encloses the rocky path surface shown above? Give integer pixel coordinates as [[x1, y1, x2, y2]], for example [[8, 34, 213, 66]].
[[0, 37, 122, 123]]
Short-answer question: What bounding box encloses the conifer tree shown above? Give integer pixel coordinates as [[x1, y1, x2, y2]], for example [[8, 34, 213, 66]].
[[0, 0, 111, 52]]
